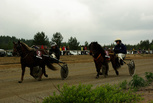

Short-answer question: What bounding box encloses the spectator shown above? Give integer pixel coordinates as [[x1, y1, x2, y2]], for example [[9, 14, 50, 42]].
[[62, 46, 66, 55], [81, 46, 84, 55], [66, 46, 70, 55]]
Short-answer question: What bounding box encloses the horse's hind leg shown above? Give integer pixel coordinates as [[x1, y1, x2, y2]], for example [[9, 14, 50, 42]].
[[113, 66, 119, 76], [30, 67, 34, 77], [114, 64, 119, 76], [41, 65, 48, 77], [96, 72, 100, 78], [43, 67, 48, 78], [111, 60, 119, 76], [38, 66, 48, 81], [105, 63, 109, 76], [115, 70, 119, 75]]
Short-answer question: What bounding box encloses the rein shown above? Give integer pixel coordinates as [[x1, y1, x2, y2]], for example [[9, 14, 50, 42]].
[[21, 52, 29, 60]]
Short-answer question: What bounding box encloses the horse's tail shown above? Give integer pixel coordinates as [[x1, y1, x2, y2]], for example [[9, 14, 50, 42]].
[[45, 57, 57, 70]]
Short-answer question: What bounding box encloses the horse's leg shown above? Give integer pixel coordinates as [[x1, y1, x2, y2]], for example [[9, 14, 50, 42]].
[[30, 67, 33, 77], [109, 55, 120, 76], [95, 62, 100, 78], [42, 65, 48, 77], [105, 62, 109, 76], [111, 61, 119, 76], [38, 65, 48, 81], [96, 70, 100, 78], [18, 65, 25, 83], [43, 69, 48, 77], [115, 70, 119, 75]]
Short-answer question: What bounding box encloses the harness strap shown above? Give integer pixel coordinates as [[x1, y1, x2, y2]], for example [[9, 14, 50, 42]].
[[94, 54, 102, 61]]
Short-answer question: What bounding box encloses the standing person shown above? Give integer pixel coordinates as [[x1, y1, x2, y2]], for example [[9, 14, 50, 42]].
[[49, 42, 60, 60], [59, 46, 62, 55], [114, 38, 127, 65], [81, 46, 84, 55], [84, 46, 87, 55], [66, 46, 70, 55], [62, 46, 65, 55]]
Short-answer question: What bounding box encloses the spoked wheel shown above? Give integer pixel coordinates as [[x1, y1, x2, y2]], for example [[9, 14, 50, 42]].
[[32, 66, 42, 79], [127, 60, 135, 76], [60, 64, 69, 80]]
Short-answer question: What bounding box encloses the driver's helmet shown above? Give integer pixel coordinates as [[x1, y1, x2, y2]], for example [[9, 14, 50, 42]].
[[114, 38, 122, 42], [51, 42, 57, 47]]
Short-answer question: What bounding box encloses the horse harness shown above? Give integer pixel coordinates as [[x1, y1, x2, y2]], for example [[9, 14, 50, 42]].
[[94, 51, 110, 63]]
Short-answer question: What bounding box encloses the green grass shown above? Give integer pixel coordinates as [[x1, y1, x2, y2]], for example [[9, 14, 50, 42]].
[[42, 72, 153, 103], [43, 84, 142, 103]]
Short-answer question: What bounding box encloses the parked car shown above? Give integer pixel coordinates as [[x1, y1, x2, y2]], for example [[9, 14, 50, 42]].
[[0, 49, 6, 57], [69, 50, 81, 55], [6, 52, 13, 57]]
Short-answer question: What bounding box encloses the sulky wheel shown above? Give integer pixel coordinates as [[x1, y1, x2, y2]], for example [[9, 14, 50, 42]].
[[60, 64, 69, 80], [32, 66, 42, 79], [102, 65, 107, 78], [127, 60, 136, 76]]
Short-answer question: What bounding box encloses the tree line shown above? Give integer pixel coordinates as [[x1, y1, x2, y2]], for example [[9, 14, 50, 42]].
[[0, 32, 153, 50], [104, 39, 153, 51], [0, 32, 80, 50]]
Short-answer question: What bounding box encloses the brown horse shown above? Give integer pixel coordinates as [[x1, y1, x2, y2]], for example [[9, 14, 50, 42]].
[[13, 41, 57, 83], [89, 42, 120, 78]]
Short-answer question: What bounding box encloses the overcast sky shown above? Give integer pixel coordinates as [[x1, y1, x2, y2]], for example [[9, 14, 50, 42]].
[[0, 0, 153, 45]]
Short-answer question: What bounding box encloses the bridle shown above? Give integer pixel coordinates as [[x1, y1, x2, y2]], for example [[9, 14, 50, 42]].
[[15, 43, 29, 59], [89, 43, 99, 57], [16, 43, 22, 55]]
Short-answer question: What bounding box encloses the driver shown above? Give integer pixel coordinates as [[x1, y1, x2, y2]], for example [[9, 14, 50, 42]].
[[114, 38, 127, 65], [49, 42, 60, 60]]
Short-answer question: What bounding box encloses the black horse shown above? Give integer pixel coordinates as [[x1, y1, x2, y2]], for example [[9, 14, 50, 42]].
[[89, 42, 120, 78], [13, 41, 58, 83]]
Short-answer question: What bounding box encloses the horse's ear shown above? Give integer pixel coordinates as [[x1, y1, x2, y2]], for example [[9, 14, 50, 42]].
[[18, 40, 20, 44]]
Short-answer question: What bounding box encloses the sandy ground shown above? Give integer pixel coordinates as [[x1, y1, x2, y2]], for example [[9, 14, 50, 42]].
[[0, 54, 153, 103]]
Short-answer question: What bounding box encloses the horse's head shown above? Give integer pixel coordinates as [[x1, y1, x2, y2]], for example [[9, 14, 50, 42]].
[[12, 41, 23, 56], [89, 42, 99, 55]]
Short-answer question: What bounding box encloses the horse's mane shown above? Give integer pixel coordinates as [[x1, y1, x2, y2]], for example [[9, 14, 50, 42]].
[[20, 42, 35, 51], [89, 42, 105, 53], [89, 41, 107, 59]]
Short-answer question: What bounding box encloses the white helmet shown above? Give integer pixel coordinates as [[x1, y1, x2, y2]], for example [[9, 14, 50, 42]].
[[51, 42, 57, 47], [114, 38, 121, 42]]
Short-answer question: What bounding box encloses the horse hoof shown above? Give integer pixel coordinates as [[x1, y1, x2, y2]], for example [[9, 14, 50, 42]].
[[99, 72, 103, 75], [18, 81, 22, 83], [44, 74, 48, 77], [96, 76, 99, 79], [38, 78, 42, 81], [116, 71, 119, 75]]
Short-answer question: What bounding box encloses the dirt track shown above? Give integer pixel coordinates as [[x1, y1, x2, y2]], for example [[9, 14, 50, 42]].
[[0, 55, 153, 103]]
